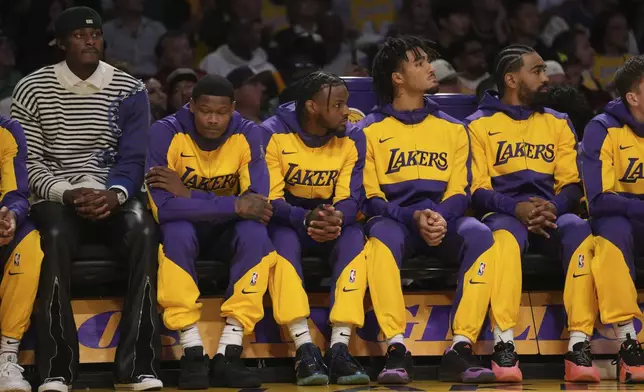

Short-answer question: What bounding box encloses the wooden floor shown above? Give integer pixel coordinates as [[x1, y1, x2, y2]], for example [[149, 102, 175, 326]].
[[91, 381, 644, 391]]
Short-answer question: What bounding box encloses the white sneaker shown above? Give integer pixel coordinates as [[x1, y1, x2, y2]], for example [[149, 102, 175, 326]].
[[38, 377, 71, 392], [114, 375, 163, 391], [0, 356, 31, 392]]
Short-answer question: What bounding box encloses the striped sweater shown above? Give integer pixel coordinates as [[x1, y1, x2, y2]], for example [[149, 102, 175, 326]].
[[11, 61, 149, 204]]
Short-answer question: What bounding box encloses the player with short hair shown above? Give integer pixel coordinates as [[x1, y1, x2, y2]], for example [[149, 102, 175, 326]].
[[362, 36, 497, 385], [467, 44, 601, 383], [146, 75, 275, 389], [262, 71, 370, 386], [579, 55, 644, 383], [0, 117, 43, 392]]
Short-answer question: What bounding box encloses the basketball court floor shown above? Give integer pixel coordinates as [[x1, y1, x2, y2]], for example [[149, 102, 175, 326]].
[[111, 382, 644, 391]]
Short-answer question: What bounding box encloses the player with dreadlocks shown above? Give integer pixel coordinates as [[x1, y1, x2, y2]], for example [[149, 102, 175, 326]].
[[261, 71, 369, 386], [466, 44, 601, 383], [360, 35, 497, 385]]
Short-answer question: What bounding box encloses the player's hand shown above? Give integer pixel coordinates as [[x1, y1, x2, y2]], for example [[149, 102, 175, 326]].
[[235, 193, 272, 224], [415, 209, 446, 246], [0, 207, 16, 246], [306, 205, 341, 242], [63, 188, 97, 206], [515, 201, 536, 226], [146, 167, 191, 198], [527, 197, 558, 238], [74, 189, 119, 220]]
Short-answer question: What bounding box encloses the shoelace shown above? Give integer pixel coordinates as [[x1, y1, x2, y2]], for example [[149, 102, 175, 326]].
[[43, 377, 67, 384], [495, 343, 518, 367], [0, 361, 24, 377], [334, 348, 361, 370], [570, 343, 593, 367], [385, 347, 407, 369], [614, 338, 644, 366], [137, 375, 157, 381]]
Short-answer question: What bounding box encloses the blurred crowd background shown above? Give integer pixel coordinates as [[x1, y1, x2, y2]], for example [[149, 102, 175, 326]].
[[0, 0, 639, 125]]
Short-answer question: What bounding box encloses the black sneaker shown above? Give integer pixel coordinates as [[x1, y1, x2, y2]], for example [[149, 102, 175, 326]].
[[617, 333, 644, 383], [439, 341, 496, 383], [178, 346, 209, 390], [377, 343, 413, 384], [210, 345, 262, 388], [114, 374, 164, 390], [491, 341, 522, 383], [294, 343, 329, 386], [564, 341, 600, 382], [324, 343, 370, 385]]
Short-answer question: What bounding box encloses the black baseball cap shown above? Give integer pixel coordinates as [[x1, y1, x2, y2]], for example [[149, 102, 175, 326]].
[[49, 6, 102, 46], [226, 65, 272, 89], [167, 68, 199, 92]]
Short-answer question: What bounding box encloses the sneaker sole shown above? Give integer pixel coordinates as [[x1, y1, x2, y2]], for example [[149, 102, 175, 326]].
[[439, 370, 496, 384], [211, 379, 262, 388], [297, 374, 329, 386], [114, 380, 163, 391], [178, 377, 209, 390], [335, 373, 371, 385], [377, 369, 411, 384], [0, 385, 32, 392]]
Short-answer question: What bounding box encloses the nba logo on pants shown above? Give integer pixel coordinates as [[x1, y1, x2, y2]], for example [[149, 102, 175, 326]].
[[349, 269, 356, 283], [478, 262, 486, 276], [250, 272, 259, 286]]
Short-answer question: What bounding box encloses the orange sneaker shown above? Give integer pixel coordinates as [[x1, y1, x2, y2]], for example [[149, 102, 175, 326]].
[[564, 341, 600, 383], [617, 334, 644, 383], [491, 341, 523, 383]]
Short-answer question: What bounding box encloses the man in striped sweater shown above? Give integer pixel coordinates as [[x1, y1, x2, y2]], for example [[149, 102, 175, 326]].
[[11, 7, 162, 392]]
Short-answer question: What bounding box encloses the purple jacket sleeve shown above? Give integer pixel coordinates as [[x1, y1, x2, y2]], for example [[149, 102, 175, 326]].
[[580, 120, 644, 219], [239, 123, 270, 197], [333, 128, 366, 226], [434, 125, 472, 222], [147, 122, 237, 224], [472, 189, 518, 216], [270, 198, 310, 230], [0, 119, 30, 227], [363, 197, 437, 231], [108, 88, 149, 199], [552, 183, 584, 214]]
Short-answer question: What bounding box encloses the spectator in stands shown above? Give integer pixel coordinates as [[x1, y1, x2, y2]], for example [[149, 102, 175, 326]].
[[387, 0, 439, 40], [467, 44, 601, 383], [317, 12, 368, 77], [145, 77, 167, 122], [546, 85, 594, 140], [154, 30, 204, 90], [18, 0, 69, 74], [579, 55, 644, 384], [272, 0, 326, 56], [11, 7, 163, 391], [476, 75, 498, 99], [199, 17, 277, 77], [590, 10, 632, 89], [145, 75, 273, 389], [469, 0, 507, 60], [0, 33, 21, 101], [0, 117, 43, 392], [227, 66, 267, 124], [451, 36, 490, 95], [435, 1, 471, 59], [363, 36, 496, 385], [545, 60, 567, 85], [166, 68, 198, 115], [431, 59, 463, 93], [263, 71, 369, 386], [505, 0, 557, 61], [102, 0, 166, 77], [552, 29, 612, 112]]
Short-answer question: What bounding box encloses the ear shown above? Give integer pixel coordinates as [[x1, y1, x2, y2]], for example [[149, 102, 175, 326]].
[[230, 101, 236, 112], [504, 72, 518, 90], [189, 98, 195, 113], [392, 71, 404, 88], [626, 91, 639, 107], [305, 99, 316, 116]]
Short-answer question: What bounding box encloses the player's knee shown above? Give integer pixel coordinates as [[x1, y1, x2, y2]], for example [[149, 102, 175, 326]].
[[456, 217, 494, 249], [338, 223, 365, 242], [160, 221, 198, 257], [365, 217, 406, 244], [557, 213, 592, 237], [233, 220, 271, 245], [593, 215, 633, 250], [268, 223, 299, 242]]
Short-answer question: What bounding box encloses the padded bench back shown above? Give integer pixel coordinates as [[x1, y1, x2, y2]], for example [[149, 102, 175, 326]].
[[342, 76, 480, 122]]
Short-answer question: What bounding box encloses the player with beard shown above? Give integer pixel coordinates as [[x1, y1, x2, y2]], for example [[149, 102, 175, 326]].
[[262, 71, 369, 386], [466, 44, 600, 383], [360, 36, 497, 385]]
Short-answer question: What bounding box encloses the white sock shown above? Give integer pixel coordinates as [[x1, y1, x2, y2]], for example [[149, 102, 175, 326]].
[[180, 324, 203, 351], [329, 323, 352, 347], [288, 318, 313, 349], [613, 319, 637, 343], [387, 334, 404, 347], [217, 318, 244, 355], [452, 335, 472, 348], [0, 336, 19, 363], [568, 331, 589, 351], [493, 326, 514, 345]]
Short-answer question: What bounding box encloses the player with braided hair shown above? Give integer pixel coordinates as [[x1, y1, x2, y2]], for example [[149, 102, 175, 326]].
[[360, 36, 497, 385], [262, 71, 370, 386], [466, 44, 602, 383]]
